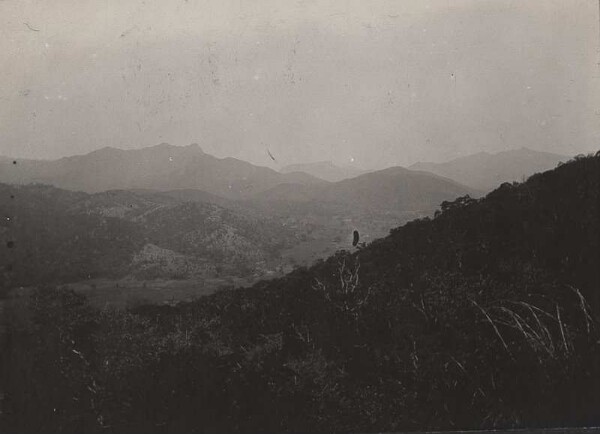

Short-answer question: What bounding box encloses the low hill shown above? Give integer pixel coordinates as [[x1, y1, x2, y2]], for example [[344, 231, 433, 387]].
[[0, 143, 322, 199], [0, 184, 300, 288], [280, 161, 367, 182], [409, 147, 569, 191], [256, 166, 479, 215], [125, 167, 480, 259]]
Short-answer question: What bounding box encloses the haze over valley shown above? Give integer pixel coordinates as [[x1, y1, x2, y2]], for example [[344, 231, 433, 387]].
[[0, 143, 474, 302], [0, 141, 576, 308]]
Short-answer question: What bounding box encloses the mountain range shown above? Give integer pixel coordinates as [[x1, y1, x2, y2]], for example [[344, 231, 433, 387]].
[[1, 142, 479, 225], [2, 144, 566, 202], [1, 144, 573, 287], [409, 147, 569, 191], [0, 169, 477, 288], [0, 143, 321, 199]]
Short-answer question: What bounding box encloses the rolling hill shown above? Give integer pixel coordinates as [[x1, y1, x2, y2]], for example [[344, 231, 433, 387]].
[[0, 152, 480, 284], [279, 161, 367, 182], [0, 184, 301, 289], [409, 147, 569, 191], [255, 166, 479, 215], [0, 143, 322, 199]]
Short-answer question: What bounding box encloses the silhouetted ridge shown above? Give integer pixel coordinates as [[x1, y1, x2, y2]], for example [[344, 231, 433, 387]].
[[0, 143, 321, 197]]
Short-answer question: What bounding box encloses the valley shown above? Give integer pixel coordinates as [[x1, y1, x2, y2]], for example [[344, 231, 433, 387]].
[[1, 145, 480, 307]]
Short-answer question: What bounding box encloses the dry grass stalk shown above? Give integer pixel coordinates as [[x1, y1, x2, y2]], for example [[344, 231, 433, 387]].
[[469, 298, 514, 360]]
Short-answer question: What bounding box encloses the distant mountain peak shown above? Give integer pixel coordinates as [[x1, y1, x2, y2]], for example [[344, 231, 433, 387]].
[[0, 142, 319, 197], [188, 143, 205, 152], [409, 148, 570, 191]]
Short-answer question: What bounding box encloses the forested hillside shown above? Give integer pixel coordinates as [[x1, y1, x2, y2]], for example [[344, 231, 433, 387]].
[[1, 153, 599, 433], [0, 184, 299, 289]]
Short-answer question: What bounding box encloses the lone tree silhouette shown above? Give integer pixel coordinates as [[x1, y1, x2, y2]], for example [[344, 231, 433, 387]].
[[352, 230, 359, 247]]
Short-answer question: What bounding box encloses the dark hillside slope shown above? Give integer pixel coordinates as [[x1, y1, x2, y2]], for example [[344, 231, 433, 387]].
[[0, 184, 145, 286], [356, 154, 599, 307], [2, 154, 599, 433], [190, 153, 599, 430]]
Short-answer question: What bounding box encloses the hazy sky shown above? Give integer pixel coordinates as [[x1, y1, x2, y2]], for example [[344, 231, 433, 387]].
[[1, 0, 599, 168]]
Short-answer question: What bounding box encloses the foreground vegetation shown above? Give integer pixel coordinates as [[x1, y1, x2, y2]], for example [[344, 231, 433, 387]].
[[1, 153, 599, 433]]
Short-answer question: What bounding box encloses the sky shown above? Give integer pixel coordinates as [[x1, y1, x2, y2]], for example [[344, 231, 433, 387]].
[[0, 0, 599, 169]]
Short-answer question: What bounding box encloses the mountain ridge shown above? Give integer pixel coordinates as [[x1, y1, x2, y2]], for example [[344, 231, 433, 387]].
[[409, 147, 569, 191], [0, 143, 323, 199], [255, 164, 480, 215]]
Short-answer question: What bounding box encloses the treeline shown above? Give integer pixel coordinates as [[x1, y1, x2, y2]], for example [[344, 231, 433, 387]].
[[1, 153, 599, 433]]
